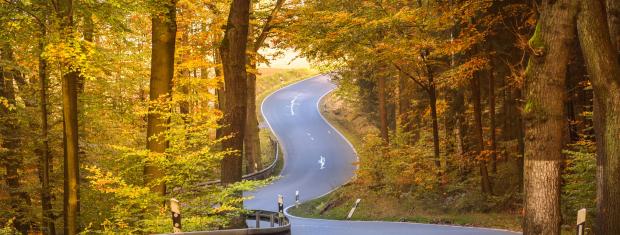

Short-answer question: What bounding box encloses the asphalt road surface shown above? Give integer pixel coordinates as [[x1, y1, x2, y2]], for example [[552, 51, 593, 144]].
[[245, 74, 519, 235]]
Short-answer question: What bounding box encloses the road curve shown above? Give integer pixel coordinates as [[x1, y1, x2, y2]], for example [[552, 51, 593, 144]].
[[245, 74, 519, 235]]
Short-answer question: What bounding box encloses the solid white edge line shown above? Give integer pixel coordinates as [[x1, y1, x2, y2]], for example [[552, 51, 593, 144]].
[[261, 74, 521, 235]]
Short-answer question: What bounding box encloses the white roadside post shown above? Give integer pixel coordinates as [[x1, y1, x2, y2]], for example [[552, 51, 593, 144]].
[[346, 198, 362, 220], [278, 194, 284, 225], [295, 190, 300, 208], [576, 208, 586, 235], [170, 198, 182, 233]]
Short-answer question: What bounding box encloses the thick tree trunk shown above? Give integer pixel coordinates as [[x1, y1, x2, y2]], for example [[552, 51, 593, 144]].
[[471, 75, 492, 194], [38, 22, 56, 235], [145, 0, 176, 195], [220, 0, 250, 185], [576, 1, 620, 234], [244, 60, 261, 173], [55, 0, 81, 233], [377, 75, 389, 144], [522, 1, 577, 235], [1, 46, 32, 235]]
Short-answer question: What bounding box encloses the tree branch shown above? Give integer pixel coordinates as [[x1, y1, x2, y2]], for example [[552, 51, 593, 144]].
[[392, 62, 431, 93], [253, 0, 286, 51]]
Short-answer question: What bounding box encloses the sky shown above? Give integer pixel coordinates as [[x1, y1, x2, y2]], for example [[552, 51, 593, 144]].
[[258, 48, 311, 69]]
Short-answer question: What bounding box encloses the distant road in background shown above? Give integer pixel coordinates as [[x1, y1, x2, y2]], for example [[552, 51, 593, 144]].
[[245, 75, 520, 235]]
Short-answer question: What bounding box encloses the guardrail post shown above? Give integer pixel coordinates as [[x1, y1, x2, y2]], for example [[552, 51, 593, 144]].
[[270, 214, 275, 227], [170, 198, 182, 233], [576, 208, 586, 235], [255, 211, 260, 228]]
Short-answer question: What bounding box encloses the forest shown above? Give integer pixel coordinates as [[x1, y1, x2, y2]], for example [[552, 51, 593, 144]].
[[0, 0, 619, 235]]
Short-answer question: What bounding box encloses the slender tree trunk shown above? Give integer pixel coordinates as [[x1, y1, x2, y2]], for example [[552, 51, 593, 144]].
[[377, 75, 389, 144], [38, 22, 56, 235], [489, 71, 497, 173], [398, 70, 413, 135], [576, 1, 620, 234], [220, 0, 250, 185], [522, 1, 577, 234], [515, 86, 525, 193], [471, 74, 492, 194], [1, 46, 32, 235], [428, 77, 441, 172], [145, 0, 176, 195], [214, 47, 225, 140]]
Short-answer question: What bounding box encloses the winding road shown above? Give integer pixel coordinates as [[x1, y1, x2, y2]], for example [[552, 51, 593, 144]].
[[244, 74, 519, 235]]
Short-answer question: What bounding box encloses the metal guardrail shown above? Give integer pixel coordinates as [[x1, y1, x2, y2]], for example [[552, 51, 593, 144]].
[[196, 138, 280, 187], [156, 210, 291, 235]]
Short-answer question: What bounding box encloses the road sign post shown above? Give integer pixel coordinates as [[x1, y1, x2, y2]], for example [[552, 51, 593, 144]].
[[170, 198, 182, 233], [576, 208, 586, 235]]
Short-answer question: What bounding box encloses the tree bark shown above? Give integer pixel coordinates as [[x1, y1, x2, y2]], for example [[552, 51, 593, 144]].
[[522, 1, 577, 234], [145, 0, 176, 195], [377, 75, 389, 144], [488, 70, 497, 173], [38, 22, 56, 235], [428, 77, 441, 171], [55, 0, 81, 233], [471, 74, 492, 194], [608, 0, 620, 55], [220, 0, 250, 185], [576, 0, 620, 234], [244, 60, 261, 173]]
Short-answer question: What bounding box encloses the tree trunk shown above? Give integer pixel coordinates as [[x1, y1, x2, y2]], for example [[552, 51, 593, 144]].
[[1, 45, 32, 235], [471, 74, 492, 194], [220, 0, 250, 185], [522, 1, 577, 234], [488, 70, 497, 173], [398, 70, 413, 135], [428, 80, 441, 171], [377, 75, 389, 144], [576, 0, 620, 234], [38, 22, 56, 235], [145, 0, 176, 195], [214, 47, 225, 140], [515, 86, 525, 193], [245, 60, 261, 173], [608, 0, 620, 55], [55, 0, 81, 233]]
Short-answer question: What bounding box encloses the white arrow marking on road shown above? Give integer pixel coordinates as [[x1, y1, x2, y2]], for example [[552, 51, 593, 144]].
[[290, 95, 300, 116], [318, 156, 326, 169]]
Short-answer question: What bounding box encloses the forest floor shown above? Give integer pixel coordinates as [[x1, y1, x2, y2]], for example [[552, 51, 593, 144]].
[[288, 91, 525, 233]]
